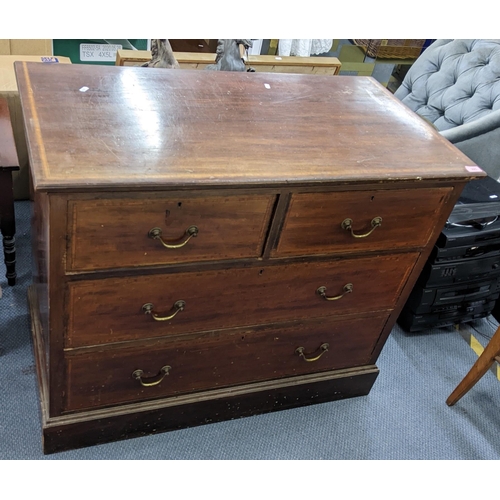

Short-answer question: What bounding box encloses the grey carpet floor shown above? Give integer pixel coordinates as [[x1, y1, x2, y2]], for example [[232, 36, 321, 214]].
[[1, 201, 500, 459]]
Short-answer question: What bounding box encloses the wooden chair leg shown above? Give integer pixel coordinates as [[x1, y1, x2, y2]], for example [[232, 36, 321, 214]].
[[447, 324, 500, 406]]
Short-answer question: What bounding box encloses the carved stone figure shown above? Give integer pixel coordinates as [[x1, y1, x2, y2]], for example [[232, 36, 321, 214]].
[[205, 39, 255, 72], [142, 39, 180, 69]]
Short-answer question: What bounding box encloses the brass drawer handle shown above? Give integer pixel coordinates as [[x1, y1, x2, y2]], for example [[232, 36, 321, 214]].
[[341, 216, 382, 238], [148, 225, 198, 249], [142, 300, 186, 321], [296, 343, 329, 362], [132, 365, 171, 387], [317, 283, 353, 301]]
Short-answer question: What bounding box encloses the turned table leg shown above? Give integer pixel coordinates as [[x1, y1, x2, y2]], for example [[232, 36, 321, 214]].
[[0, 170, 16, 286]]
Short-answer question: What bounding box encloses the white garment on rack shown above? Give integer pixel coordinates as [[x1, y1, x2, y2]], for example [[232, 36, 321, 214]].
[[248, 39, 263, 55], [278, 39, 332, 57]]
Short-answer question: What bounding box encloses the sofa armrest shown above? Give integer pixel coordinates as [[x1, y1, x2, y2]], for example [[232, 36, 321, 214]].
[[441, 110, 500, 144]]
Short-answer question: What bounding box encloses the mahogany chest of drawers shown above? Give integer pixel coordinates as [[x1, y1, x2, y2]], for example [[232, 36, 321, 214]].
[[16, 62, 482, 453]]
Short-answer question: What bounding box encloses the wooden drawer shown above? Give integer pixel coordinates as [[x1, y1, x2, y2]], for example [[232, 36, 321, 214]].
[[272, 188, 453, 257], [67, 194, 275, 271], [66, 253, 417, 348], [64, 314, 387, 411]]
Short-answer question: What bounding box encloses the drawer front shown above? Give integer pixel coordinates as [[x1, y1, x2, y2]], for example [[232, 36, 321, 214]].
[[67, 194, 275, 271], [66, 253, 417, 347], [272, 188, 453, 257], [64, 314, 388, 411]]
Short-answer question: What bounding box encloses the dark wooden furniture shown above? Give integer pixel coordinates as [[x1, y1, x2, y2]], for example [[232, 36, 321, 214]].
[[0, 97, 20, 286], [16, 62, 483, 453], [169, 39, 218, 53]]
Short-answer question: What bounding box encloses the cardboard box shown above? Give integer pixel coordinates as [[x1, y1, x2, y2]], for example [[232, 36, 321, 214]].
[[0, 40, 11, 55], [0, 55, 71, 199], [0, 39, 53, 55]]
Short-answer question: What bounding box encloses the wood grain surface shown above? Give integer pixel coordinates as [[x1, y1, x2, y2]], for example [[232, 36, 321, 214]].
[[273, 187, 454, 256], [15, 62, 482, 192], [67, 194, 275, 271], [66, 253, 417, 348], [64, 314, 387, 411], [21, 61, 481, 452]]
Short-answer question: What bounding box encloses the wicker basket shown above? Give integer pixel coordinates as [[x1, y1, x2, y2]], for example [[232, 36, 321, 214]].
[[352, 39, 426, 59]]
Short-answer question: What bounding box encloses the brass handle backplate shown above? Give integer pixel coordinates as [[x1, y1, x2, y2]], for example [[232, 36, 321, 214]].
[[132, 365, 171, 387], [142, 300, 185, 321], [148, 225, 198, 249], [317, 283, 353, 301], [341, 216, 382, 238], [295, 343, 329, 362]]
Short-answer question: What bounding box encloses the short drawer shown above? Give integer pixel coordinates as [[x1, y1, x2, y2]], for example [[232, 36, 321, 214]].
[[67, 194, 275, 271], [272, 187, 453, 257], [64, 313, 387, 411], [66, 253, 417, 348]]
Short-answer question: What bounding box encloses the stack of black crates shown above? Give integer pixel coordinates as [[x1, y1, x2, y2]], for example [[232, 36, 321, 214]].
[[399, 175, 500, 332]]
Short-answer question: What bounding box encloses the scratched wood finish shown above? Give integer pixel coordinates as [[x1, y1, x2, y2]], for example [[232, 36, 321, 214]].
[[19, 63, 483, 452], [64, 314, 387, 411], [15, 62, 477, 193], [68, 195, 275, 271], [43, 367, 380, 454], [66, 253, 416, 348], [273, 187, 454, 257]]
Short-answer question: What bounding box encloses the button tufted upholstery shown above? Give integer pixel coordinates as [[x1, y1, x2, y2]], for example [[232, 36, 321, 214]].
[[395, 39, 500, 179]]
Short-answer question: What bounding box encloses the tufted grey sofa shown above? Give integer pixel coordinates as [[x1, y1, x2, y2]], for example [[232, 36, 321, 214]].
[[394, 39, 500, 179]]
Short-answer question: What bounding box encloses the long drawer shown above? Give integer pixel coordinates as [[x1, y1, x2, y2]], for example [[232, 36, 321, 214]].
[[272, 187, 453, 257], [64, 313, 388, 411], [67, 194, 276, 271], [66, 253, 417, 348]]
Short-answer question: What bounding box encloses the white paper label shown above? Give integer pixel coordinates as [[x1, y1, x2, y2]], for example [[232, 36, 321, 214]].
[[465, 165, 484, 173], [80, 43, 122, 62], [40, 56, 59, 63]]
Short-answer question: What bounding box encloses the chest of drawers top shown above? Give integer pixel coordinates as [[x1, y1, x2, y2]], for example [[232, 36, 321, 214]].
[[15, 61, 479, 193]]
